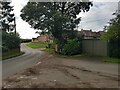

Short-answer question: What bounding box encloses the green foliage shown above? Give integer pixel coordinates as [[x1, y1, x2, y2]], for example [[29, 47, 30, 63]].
[[61, 39, 82, 55], [20, 2, 92, 52], [50, 42, 56, 49], [102, 14, 120, 58], [2, 32, 20, 52], [102, 15, 120, 41], [1, 46, 9, 52], [0, 1, 15, 32]]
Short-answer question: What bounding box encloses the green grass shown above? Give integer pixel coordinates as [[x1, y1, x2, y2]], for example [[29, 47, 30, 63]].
[[33, 42, 48, 44], [56, 54, 120, 64], [2, 51, 25, 60], [26, 42, 47, 49], [101, 57, 120, 63], [43, 48, 55, 54]]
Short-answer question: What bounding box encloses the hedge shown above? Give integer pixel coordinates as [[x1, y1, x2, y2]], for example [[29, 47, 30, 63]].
[[2, 32, 21, 52], [61, 39, 82, 55]]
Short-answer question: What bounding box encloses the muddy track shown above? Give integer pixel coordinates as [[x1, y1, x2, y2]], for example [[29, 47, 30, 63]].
[[54, 64, 119, 81], [38, 55, 119, 82], [54, 66, 81, 80], [3, 53, 119, 88]]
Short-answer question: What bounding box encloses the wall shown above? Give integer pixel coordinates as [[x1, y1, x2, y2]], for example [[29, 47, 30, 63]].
[[37, 35, 49, 42], [2, 48, 20, 56], [32, 38, 38, 42], [82, 39, 108, 56]]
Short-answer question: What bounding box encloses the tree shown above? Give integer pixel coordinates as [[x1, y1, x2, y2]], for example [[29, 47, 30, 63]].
[[35, 31, 49, 35], [0, 1, 16, 32], [102, 13, 120, 58], [2, 31, 20, 52], [102, 14, 120, 41], [20, 2, 92, 52], [0, 1, 21, 53]]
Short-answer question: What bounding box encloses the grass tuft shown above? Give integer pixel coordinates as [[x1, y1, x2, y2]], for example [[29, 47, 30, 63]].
[[43, 48, 55, 54]]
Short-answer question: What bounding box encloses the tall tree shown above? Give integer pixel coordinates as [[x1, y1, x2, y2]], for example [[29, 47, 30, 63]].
[[102, 12, 120, 58], [0, 1, 15, 32], [20, 2, 92, 52], [102, 14, 120, 41]]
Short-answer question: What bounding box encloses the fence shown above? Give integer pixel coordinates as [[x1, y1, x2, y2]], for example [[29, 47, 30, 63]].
[[2, 48, 20, 56], [82, 39, 108, 57]]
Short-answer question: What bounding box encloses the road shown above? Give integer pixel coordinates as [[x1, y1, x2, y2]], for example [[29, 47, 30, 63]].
[[2, 43, 45, 79], [2, 43, 119, 80], [2, 43, 119, 88]]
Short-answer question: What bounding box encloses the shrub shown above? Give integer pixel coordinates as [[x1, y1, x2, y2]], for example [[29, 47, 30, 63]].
[[2, 32, 21, 50], [61, 39, 82, 55], [50, 41, 56, 49]]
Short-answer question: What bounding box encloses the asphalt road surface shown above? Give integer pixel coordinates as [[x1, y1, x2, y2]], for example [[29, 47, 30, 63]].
[[2, 43, 45, 79]]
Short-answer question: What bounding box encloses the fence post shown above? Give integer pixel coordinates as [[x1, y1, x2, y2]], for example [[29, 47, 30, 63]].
[[107, 41, 109, 57], [92, 39, 94, 56]]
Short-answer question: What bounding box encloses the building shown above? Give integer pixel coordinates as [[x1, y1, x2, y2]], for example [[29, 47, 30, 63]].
[[32, 34, 49, 42], [78, 29, 104, 39]]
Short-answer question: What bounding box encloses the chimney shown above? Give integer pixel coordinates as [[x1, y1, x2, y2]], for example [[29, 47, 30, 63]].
[[81, 29, 83, 31]]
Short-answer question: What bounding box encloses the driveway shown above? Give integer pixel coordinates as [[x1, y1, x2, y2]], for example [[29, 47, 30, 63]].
[[2, 43, 46, 79]]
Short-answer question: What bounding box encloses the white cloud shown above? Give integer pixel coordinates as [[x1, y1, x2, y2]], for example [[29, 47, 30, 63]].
[[16, 18, 39, 39], [11, 0, 39, 39], [10, 0, 119, 38], [91, 0, 120, 2], [78, 2, 118, 31]]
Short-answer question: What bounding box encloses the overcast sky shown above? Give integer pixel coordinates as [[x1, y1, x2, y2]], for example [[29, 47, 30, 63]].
[[11, 0, 119, 39]]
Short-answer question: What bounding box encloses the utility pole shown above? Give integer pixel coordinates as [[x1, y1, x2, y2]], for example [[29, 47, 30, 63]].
[[14, 17, 16, 34], [118, 1, 120, 15]]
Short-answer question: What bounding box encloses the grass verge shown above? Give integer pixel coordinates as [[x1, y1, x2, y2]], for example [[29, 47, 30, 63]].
[[33, 42, 48, 44], [55, 54, 120, 64], [2, 52, 25, 60], [26, 43, 46, 49], [42, 48, 55, 54], [101, 57, 120, 63]]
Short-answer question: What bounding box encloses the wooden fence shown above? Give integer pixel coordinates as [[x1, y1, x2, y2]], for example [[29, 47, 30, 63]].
[[82, 39, 108, 56]]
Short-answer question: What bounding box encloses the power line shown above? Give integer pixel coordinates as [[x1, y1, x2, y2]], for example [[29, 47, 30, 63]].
[[80, 18, 110, 23], [78, 18, 111, 28]]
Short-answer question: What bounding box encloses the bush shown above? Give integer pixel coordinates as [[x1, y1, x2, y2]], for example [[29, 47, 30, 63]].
[[2, 32, 21, 50], [61, 39, 82, 55]]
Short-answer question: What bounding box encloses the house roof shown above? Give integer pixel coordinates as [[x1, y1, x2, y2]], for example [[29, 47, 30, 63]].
[[79, 29, 104, 38], [32, 38, 37, 39]]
